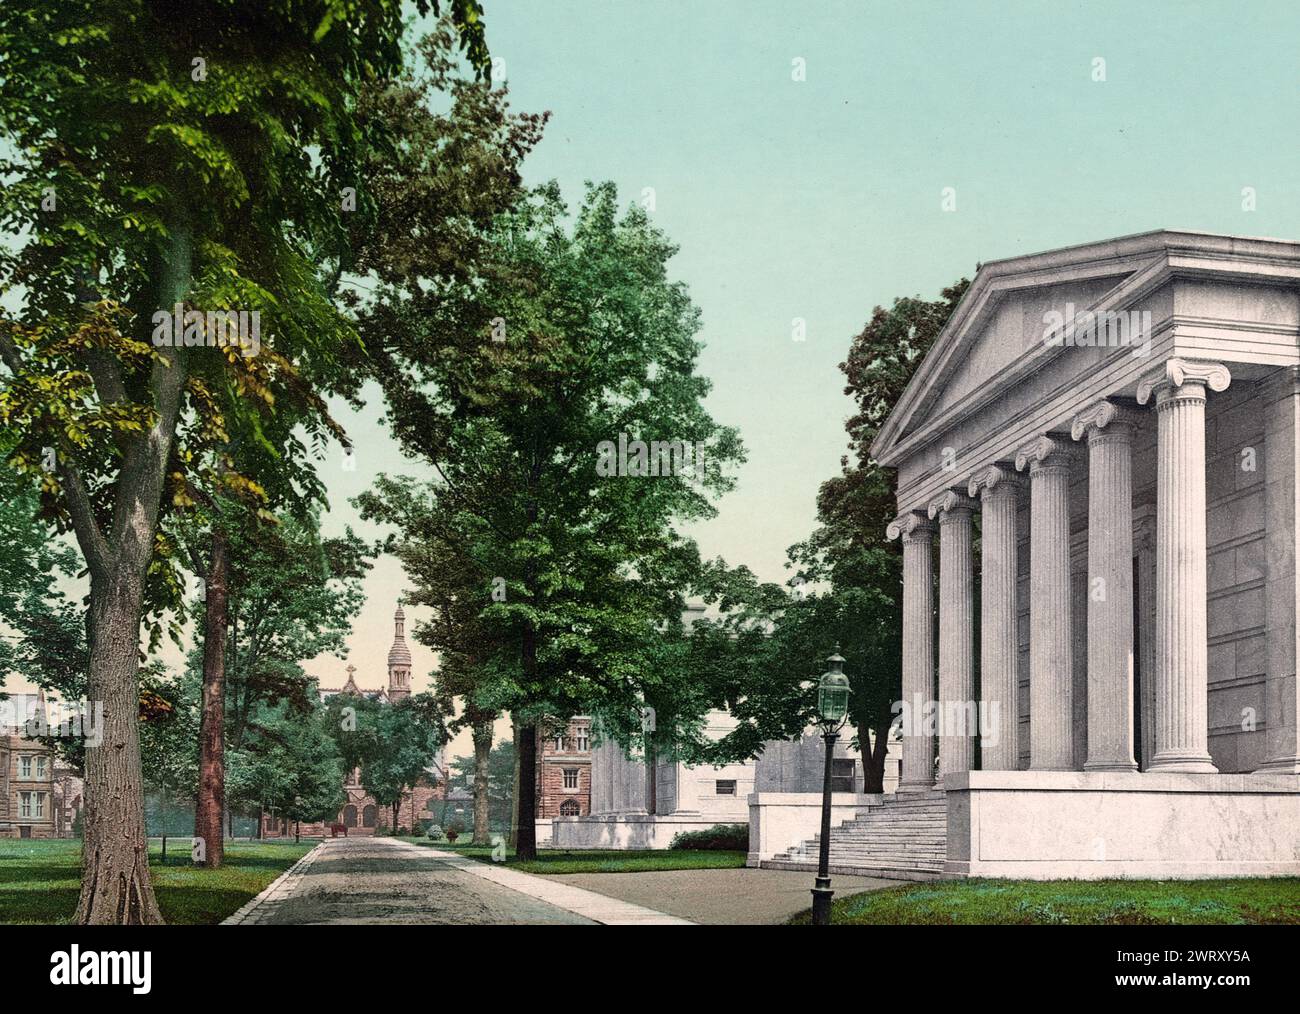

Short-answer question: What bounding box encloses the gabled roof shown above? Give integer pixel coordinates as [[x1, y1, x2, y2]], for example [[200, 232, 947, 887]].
[[870, 229, 1300, 467]]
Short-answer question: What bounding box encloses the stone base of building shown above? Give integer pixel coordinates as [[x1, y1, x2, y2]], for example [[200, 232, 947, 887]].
[[0, 822, 56, 839], [943, 770, 1300, 879], [547, 812, 749, 850], [746, 792, 882, 867]]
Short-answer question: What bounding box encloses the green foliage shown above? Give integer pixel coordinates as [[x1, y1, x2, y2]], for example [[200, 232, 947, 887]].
[[703, 281, 970, 785], [357, 182, 746, 762], [667, 823, 749, 851]]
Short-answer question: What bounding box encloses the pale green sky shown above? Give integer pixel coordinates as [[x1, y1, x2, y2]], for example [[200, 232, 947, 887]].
[[10, 1, 1300, 760]]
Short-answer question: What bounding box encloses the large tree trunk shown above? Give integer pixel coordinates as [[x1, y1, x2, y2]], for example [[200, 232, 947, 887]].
[[515, 721, 538, 861], [194, 529, 230, 868], [72, 213, 190, 924], [470, 719, 493, 845], [75, 567, 165, 925], [508, 717, 520, 849]]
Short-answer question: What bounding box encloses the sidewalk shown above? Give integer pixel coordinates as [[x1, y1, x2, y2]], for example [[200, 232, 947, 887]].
[[538, 866, 894, 924]]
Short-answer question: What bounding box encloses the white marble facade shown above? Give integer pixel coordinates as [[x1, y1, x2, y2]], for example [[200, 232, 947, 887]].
[[875, 230, 1300, 877]]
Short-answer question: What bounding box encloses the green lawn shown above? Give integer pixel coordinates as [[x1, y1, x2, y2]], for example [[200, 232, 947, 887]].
[[0, 839, 313, 925], [789, 877, 1300, 925], [401, 838, 746, 874]]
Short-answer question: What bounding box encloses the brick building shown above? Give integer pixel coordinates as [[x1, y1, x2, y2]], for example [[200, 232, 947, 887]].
[[0, 693, 56, 839], [536, 716, 592, 818], [263, 605, 447, 837]]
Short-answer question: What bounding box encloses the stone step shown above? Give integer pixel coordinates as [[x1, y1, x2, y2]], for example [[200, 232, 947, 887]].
[[762, 859, 943, 881]]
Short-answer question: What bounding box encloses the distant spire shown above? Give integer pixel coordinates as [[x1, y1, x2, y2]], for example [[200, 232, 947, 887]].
[[388, 603, 412, 699]]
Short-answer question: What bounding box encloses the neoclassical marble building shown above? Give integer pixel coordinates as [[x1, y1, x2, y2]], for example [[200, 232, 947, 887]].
[[876, 230, 1300, 878]]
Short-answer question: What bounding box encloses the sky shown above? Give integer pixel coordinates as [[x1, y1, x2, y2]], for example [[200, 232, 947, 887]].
[[10, 1, 1300, 760]]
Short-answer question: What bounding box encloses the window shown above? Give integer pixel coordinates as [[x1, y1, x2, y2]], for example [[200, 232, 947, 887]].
[[19, 756, 31, 779], [562, 768, 579, 790], [554, 735, 565, 752], [35, 756, 47, 779], [715, 780, 736, 795], [19, 792, 44, 818], [576, 729, 589, 751], [559, 799, 581, 817], [831, 759, 857, 794]]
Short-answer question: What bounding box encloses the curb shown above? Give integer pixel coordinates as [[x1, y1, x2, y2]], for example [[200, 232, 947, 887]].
[[222, 840, 328, 926]]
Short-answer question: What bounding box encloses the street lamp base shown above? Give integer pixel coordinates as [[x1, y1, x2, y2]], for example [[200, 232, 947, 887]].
[[810, 884, 835, 925]]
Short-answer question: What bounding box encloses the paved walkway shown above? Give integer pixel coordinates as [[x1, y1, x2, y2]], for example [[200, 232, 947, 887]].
[[539, 866, 896, 924], [224, 837, 689, 925]]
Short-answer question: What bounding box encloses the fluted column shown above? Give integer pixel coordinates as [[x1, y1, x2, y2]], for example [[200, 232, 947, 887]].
[[888, 510, 936, 792], [1016, 435, 1077, 770], [1137, 358, 1231, 773], [928, 491, 978, 782], [969, 465, 1023, 771], [1072, 400, 1140, 771], [1257, 367, 1300, 775]]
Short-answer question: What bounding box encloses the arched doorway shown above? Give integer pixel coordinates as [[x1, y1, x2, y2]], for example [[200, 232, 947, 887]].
[[362, 804, 377, 829], [343, 805, 358, 828]]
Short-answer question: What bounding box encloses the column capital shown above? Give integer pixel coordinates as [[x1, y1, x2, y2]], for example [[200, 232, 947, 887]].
[[1136, 357, 1231, 407], [967, 463, 1024, 500], [1070, 399, 1141, 443], [927, 489, 979, 522], [887, 509, 935, 542], [1014, 434, 1077, 474]]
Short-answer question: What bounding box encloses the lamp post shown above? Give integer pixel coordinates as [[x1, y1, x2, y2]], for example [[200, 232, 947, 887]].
[[811, 649, 851, 926]]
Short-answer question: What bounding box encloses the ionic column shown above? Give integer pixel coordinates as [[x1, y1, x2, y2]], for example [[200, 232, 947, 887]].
[[968, 465, 1023, 771], [1015, 435, 1077, 770], [928, 491, 978, 782], [1255, 367, 1300, 775], [1137, 358, 1231, 773], [888, 510, 936, 792], [1072, 400, 1140, 771]]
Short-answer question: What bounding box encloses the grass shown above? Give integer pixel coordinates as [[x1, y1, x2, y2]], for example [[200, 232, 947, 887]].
[[399, 837, 747, 874], [0, 838, 313, 925], [788, 877, 1300, 925]]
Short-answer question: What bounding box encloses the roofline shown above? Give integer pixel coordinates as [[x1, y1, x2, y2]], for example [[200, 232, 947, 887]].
[[869, 229, 1300, 464]]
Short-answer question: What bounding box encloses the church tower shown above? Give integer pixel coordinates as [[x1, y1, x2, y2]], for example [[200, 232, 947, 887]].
[[387, 604, 412, 700]]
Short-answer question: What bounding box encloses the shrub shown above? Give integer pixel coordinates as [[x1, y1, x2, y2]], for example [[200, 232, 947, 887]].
[[668, 824, 748, 851], [426, 824, 445, 841]]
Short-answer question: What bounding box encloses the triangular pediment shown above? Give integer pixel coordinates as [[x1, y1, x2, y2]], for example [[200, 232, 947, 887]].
[[919, 272, 1133, 424], [871, 231, 1187, 466]]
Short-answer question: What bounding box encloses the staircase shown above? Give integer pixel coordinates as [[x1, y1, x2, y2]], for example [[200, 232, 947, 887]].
[[762, 790, 947, 881]]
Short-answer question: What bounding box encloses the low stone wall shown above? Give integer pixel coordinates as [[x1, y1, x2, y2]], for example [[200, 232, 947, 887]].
[[547, 813, 747, 850], [944, 770, 1300, 879], [746, 792, 880, 866]]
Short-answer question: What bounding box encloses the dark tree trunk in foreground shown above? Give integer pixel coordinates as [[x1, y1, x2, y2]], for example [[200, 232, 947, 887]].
[[515, 721, 538, 861], [73, 216, 190, 925], [471, 719, 493, 845], [194, 529, 230, 868], [76, 566, 165, 925], [508, 717, 520, 849]]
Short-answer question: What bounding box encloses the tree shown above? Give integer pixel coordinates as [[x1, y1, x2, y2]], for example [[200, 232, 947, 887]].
[[706, 281, 970, 791], [359, 698, 444, 833], [359, 183, 744, 859], [229, 700, 346, 843], [0, 0, 422, 922]]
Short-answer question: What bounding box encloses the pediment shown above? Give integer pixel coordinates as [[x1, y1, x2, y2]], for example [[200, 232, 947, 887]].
[[871, 231, 1188, 466]]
